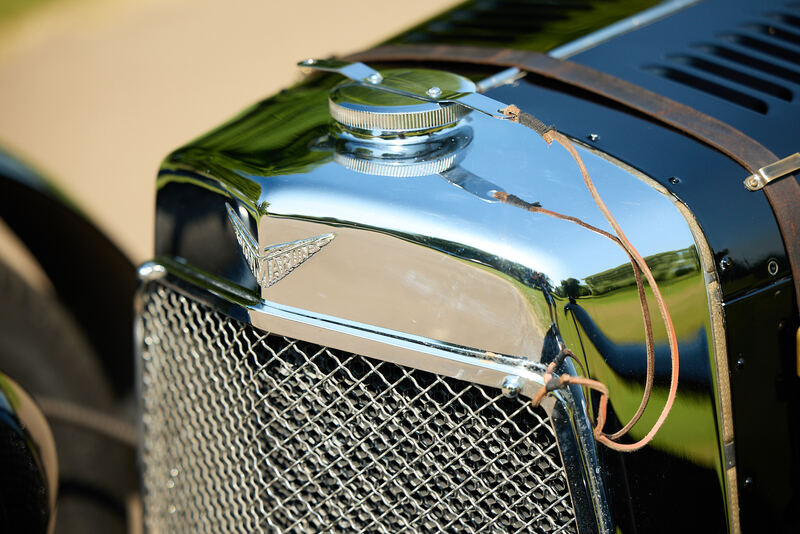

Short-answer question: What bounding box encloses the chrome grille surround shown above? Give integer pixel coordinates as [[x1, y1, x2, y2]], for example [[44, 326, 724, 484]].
[[137, 265, 609, 533]]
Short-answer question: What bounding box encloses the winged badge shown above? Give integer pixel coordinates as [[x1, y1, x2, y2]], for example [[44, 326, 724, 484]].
[[225, 203, 335, 289]]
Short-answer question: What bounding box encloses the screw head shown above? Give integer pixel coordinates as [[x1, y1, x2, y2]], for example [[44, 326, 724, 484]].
[[303, 58, 316, 65], [768, 259, 779, 276], [736, 357, 745, 370], [426, 86, 442, 98], [501, 375, 523, 398], [719, 256, 732, 272], [668, 177, 681, 185], [367, 72, 383, 84], [743, 476, 754, 488], [747, 176, 760, 189], [588, 133, 599, 142]]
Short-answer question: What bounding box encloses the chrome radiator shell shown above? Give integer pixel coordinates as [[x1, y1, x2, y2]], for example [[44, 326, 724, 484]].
[[136, 266, 609, 533], [147, 66, 737, 532]]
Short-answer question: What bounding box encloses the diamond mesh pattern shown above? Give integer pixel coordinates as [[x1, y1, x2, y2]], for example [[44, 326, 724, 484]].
[[139, 284, 577, 533]]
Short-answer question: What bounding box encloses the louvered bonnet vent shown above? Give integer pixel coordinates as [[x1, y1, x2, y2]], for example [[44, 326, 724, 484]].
[[571, 0, 800, 158]]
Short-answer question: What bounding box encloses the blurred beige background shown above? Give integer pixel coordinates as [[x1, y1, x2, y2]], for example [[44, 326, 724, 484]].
[[0, 0, 458, 272]]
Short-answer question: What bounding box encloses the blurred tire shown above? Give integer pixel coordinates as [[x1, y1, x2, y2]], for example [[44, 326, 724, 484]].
[[0, 258, 136, 534]]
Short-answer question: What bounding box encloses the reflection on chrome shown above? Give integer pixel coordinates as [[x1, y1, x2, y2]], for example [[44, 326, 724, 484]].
[[151, 61, 734, 534]]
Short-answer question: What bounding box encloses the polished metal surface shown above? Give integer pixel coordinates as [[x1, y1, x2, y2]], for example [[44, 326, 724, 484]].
[[138, 275, 608, 533], [329, 123, 473, 177], [743, 152, 800, 191], [154, 65, 735, 533], [300, 59, 510, 120], [144, 262, 551, 410], [300, 58, 384, 85], [196, 108, 701, 361], [501, 375, 523, 398], [334, 147, 461, 177], [0, 372, 58, 534], [137, 262, 167, 281], [476, 67, 524, 93], [226, 203, 334, 289], [548, 0, 702, 59], [329, 69, 475, 134]]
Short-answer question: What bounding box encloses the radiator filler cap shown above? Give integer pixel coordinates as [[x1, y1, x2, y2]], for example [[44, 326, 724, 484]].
[[329, 68, 475, 135]]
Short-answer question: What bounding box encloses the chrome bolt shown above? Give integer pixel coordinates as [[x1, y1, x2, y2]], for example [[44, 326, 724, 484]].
[[367, 73, 383, 84], [719, 256, 732, 272], [138, 262, 167, 281], [736, 357, 745, 370], [668, 176, 681, 185], [768, 259, 779, 276], [426, 86, 442, 98], [501, 375, 523, 398], [588, 133, 599, 142]]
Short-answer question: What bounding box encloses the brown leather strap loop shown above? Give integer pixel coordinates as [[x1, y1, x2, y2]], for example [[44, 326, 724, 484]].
[[348, 44, 800, 309]]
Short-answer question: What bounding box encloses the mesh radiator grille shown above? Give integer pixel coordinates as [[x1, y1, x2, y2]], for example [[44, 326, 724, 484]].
[[139, 284, 577, 533]]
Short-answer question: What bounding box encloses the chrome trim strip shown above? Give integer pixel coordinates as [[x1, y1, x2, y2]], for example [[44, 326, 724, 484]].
[[136, 260, 612, 533], [625, 160, 740, 534], [476, 67, 524, 93], [146, 260, 551, 398], [552, 389, 610, 534], [548, 0, 702, 59]]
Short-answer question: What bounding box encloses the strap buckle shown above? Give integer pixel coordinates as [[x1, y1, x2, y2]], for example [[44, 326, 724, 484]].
[[744, 152, 800, 191]]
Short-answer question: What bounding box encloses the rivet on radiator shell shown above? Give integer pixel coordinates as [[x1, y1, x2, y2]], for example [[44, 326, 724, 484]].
[[501, 375, 523, 398]]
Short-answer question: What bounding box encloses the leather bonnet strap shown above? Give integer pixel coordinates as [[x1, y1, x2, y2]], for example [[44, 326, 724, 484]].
[[347, 44, 800, 311]]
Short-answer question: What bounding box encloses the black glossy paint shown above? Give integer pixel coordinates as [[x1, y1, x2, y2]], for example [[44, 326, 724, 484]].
[[569, 0, 800, 301], [566, 1, 800, 529], [573, 0, 800, 160], [0, 150, 136, 396], [387, 0, 660, 52], [724, 278, 799, 532]]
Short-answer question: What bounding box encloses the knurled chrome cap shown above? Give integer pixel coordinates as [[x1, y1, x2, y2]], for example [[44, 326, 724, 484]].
[[334, 151, 462, 178], [329, 68, 476, 134], [332, 126, 472, 177]]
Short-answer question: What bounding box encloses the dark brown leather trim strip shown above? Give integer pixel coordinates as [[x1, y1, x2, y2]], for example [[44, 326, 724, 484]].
[[348, 44, 800, 308]]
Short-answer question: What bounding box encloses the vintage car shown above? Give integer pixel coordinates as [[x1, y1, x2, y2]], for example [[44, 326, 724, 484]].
[[1, 0, 799, 532]]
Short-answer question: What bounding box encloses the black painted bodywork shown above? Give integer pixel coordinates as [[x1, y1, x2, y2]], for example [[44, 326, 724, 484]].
[[569, 2, 800, 530]]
